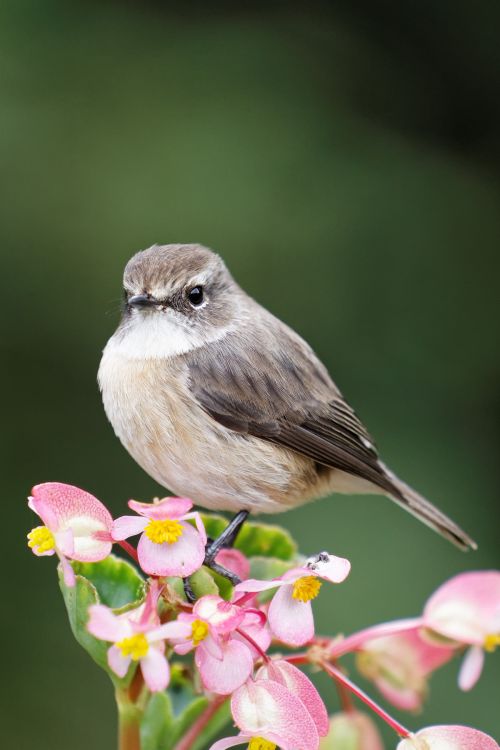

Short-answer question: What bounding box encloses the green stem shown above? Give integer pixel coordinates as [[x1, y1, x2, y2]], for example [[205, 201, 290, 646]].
[[173, 695, 227, 750], [116, 687, 142, 750]]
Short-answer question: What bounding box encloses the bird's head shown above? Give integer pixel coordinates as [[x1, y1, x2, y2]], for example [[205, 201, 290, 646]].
[[114, 243, 242, 357]]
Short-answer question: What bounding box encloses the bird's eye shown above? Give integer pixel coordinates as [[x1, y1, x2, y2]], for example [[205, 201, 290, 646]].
[[187, 286, 204, 307]]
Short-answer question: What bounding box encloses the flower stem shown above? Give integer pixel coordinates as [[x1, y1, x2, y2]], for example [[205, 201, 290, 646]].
[[320, 660, 410, 737], [173, 695, 227, 750], [115, 688, 142, 750], [117, 539, 139, 563], [235, 627, 270, 662]]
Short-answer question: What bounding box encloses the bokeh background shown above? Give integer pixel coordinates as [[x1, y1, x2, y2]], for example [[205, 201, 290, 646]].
[[1, 1, 499, 747]]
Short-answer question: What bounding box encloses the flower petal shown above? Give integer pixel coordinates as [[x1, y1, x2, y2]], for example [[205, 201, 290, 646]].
[[183, 511, 208, 545], [209, 736, 251, 750], [397, 725, 499, 750], [458, 645, 485, 691], [87, 604, 131, 642], [107, 645, 131, 678], [194, 595, 244, 634], [258, 660, 329, 736], [128, 496, 193, 519], [305, 552, 351, 584], [322, 711, 384, 750], [55, 527, 75, 556], [137, 521, 205, 577], [30, 482, 112, 529], [357, 628, 454, 711], [148, 620, 193, 643], [58, 553, 76, 587], [112, 515, 148, 541], [423, 571, 500, 644], [141, 646, 170, 692], [215, 549, 250, 581], [232, 679, 320, 750], [209, 734, 294, 750], [233, 577, 287, 594], [268, 584, 315, 646], [235, 611, 272, 657], [195, 638, 253, 694]]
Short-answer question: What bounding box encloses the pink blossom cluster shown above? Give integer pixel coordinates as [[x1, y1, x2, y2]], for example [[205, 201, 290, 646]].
[[27, 482, 499, 749]]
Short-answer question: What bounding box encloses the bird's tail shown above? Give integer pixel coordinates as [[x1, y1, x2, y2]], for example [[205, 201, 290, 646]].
[[379, 462, 477, 551]]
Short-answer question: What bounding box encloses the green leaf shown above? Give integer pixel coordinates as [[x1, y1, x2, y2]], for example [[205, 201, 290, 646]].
[[140, 692, 175, 750], [249, 555, 293, 580], [58, 555, 146, 686], [200, 514, 297, 560], [166, 567, 220, 603], [140, 685, 232, 750], [71, 555, 145, 611], [205, 568, 233, 601], [189, 567, 220, 598], [169, 696, 208, 747], [58, 565, 122, 684]]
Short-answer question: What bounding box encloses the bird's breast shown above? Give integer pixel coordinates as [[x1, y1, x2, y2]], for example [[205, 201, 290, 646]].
[[98, 347, 319, 513]]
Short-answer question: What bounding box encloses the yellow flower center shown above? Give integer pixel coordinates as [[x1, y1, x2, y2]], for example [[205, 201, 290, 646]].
[[144, 518, 183, 544], [191, 619, 209, 646], [292, 575, 322, 603], [116, 633, 149, 661], [247, 738, 276, 750], [484, 634, 500, 653], [27, 526, 55, 554]]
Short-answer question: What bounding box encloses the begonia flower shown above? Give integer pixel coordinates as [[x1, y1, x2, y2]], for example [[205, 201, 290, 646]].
[[210, 677, 323, 750], [396, 724, 498, 750], [87, 580, 178, 691], [234, 552, 351, 646], [216, 548, 251, 581], [111, 496, 206, 577], [319, 711, 384, 750], [157, 594, 268, 694], [256, 659, 329, 738], [355, 628, 454, 711], [27, 482, 113, 586], [422, 571, 500, 690]]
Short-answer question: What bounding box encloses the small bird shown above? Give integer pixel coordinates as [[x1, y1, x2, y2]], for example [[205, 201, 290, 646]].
[[99, 243, 475, 566]]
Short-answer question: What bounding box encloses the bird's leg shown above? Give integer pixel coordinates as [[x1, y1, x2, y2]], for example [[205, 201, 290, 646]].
[[204, 510, 249, 562], [203, 510, 249, 585], [183, 577, 196, 604]]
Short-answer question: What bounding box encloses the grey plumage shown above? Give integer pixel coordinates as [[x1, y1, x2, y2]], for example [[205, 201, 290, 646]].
[[99, 243, 476, 552]]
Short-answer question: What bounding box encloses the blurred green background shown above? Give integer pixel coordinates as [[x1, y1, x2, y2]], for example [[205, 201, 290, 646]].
[[1, 1, 499, 747]]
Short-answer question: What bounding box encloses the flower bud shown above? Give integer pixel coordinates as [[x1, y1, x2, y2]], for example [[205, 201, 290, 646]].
[[319, 711, 384, 750]]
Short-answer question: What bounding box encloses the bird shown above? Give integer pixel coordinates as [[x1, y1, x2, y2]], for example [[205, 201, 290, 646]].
[[98, 242, 476, 580]]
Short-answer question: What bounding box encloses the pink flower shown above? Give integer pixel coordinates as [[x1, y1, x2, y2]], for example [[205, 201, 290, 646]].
[[111, 497, 206, 577], [215, 548, 250, 581], [396, 725, 498, 750], [87, 581, 174, 691], [234, 552, 351, 646], [210, 676, 324, 750], [158, 594, 269, 694], [355, 628, 454, 711], [27, 482, 113, 587], [319, 711, 384, 750], [423, 571, 500, 690], [256, 659, 329, 738]]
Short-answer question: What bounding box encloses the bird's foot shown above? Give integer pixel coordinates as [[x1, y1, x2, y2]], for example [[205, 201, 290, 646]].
[[203, 559, 242, 587], [183, 577, 196, 604], [202, 509, 250, 588], [204, 509, 249, 563]]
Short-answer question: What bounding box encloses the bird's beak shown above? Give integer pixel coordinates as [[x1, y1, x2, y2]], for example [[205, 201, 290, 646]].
[[128, 294, 158, 308]]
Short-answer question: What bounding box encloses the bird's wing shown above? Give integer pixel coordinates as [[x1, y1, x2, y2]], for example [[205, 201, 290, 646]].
[[184, 324, 398, 496]]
